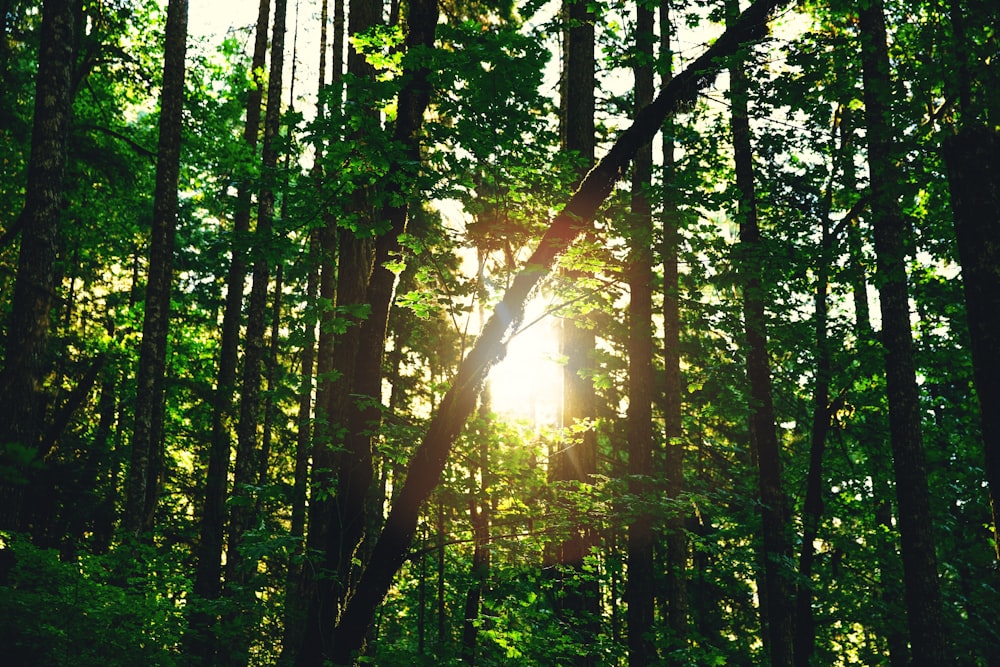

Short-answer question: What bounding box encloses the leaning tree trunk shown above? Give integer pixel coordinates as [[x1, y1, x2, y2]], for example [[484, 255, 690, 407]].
[[122, 0, 188, 538], [858, 2, 950, 665], [307, 3, 792, 664], [626, 3, 658, 666], [0, 0, 75, 532]]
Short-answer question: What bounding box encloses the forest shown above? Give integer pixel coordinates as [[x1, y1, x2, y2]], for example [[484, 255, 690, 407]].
[[1, 0, 999, 664]]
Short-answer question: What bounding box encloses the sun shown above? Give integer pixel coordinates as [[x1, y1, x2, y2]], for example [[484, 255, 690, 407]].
[[485, 300, 563, 426]]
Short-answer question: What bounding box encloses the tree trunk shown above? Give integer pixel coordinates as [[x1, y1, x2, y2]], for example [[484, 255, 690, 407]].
[[227, 0, 286, 576], [460, 384, 492, 665], [552, 0, 599, 663], [0, 0, 74, 532], [858, 3, 950, 664], [838, 107, 909, 665], [316, 2, 791, 662], [942, 125, 1000, 568], [295, 0, 439, 662], [626, 4, 657, 666], [122, 0, 187, 538], [793, 182, 833, 667], [281, 227, 321, 660], [188, 0, 270, 660], [726, 1, 794, 663], [302, 2, 380, 641], [301, 0, 343, 595], [660, 2, 688, 661]]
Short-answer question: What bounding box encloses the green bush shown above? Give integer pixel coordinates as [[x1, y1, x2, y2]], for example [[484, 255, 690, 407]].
[[0, 534, 185, 667]]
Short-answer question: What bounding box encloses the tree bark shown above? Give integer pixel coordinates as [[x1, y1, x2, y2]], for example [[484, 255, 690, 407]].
[[626, 4, 657, 666], [460, 374, 492, 664], [0, 0, 75, 532], [792, 180, 833, 667], [659, 3, 688, 661], [552, 0, 599, 662], [316, 2, 791, 662], [942, 125, 1000, 567], [296, 1, 440, 663], [858, 2, 950, 664], [122, 0, 187, 538], [225, 0, 285, 614], [726, 1, 794, 663], [188, 0, 270, 661]]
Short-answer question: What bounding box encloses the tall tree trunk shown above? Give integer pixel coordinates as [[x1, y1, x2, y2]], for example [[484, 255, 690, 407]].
[[838, 107, 908, 665], [858, 4, 950, 664], [342, 0, 440, 583], [122, 0, 187, 538], [942, 126, 1000, 568], [282, 228, 321, 660], [460, 348, 492, 664], [626, 3, 657, 665], [726, 2, 794, 663], [280, 3, 330, 659], [296, 1, 439, 663], [319, 3, 792, 662], [659, 2, 688, 660], [227, 0, 286, 579], [222, 1, 287, 664], [793, 177, 834, 667], [305, 0, 380, 629], [0, 0, 75, 532], [188, 0, 270, 660], [260, 264, 284, 487], [552, 0, 599, 663], [303, 0, 342, 578]]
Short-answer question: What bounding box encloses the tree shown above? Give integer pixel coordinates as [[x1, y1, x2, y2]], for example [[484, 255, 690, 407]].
[[625, 2, 657, 664], [321, 1, 793, 661], [187, 0, 270, 661], [122, 0, 188, 538], [0, 0, 76, 532], [550, 0, 599, 662], [943, 125, 1000, 568], [726, 0, 794, 662], [295, 0, 439, 662], [858, 1, 950, 663], [658, 2, 688, 660]]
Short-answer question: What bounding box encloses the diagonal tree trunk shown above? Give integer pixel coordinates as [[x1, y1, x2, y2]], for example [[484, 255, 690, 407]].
[[312, 2, 792, 663]]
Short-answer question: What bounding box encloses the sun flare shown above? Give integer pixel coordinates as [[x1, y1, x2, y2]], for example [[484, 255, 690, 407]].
[[484, 301, 563, 426]]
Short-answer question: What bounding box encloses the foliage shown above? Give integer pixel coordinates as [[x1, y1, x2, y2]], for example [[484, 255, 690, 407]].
[[2, 0, 999, 664], [0, 535, 186, 666]]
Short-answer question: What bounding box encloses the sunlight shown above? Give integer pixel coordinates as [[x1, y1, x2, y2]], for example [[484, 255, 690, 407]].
[[485, 299, 563, 427]]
